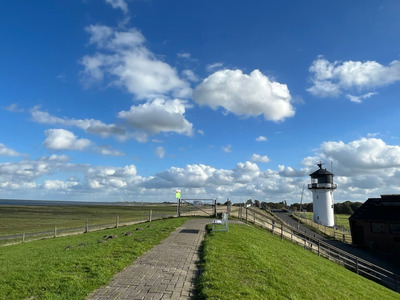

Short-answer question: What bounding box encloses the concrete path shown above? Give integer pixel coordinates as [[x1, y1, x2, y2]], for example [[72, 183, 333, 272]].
[[87, 218, 210, 300]]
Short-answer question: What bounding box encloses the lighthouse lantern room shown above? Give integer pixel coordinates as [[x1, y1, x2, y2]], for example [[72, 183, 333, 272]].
[[308, 163, 337, 227]]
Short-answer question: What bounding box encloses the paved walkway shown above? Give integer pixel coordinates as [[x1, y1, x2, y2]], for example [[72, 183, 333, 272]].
[[87, 218, 210, 300]]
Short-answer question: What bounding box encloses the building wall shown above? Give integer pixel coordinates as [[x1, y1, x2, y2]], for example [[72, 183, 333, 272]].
[[350, 219, 400, 255], [312, 189, 334, 227]]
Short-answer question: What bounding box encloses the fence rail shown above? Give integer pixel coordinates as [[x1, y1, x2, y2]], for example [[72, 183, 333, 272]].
[[239, 207, 399, 293], [0, 210, 176, 245]]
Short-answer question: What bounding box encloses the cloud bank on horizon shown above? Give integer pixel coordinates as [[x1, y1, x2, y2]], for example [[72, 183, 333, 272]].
[[1, 0, 400, 203]]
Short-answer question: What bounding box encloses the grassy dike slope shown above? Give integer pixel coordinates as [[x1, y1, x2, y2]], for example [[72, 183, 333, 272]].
[[196, 223, 399, 300], [0, 217, 187, 299]]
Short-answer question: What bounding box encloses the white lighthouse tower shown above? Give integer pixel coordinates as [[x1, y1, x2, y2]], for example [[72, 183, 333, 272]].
[[308, 163, 337, 227]]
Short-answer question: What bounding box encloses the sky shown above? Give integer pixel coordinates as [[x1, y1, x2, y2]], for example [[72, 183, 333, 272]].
[[1, 0, 400, 204]]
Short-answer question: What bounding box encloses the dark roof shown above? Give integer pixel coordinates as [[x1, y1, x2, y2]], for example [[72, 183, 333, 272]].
[[350, 194, 400, 223], [309, 167, 334, 177]]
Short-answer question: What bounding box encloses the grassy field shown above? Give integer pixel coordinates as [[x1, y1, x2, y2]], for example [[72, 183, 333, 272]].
[[0, 204, 186, 237], [196, 223, 398, 300], [0, 217, 187, 299], [298, 212, 351, 230]]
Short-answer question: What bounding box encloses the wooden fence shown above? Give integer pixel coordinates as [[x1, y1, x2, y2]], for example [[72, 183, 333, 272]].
[[238, 207, 399, 293], [0, 209, 172, 245]]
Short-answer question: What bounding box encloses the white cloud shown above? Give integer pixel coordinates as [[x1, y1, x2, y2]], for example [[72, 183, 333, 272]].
[[118, 98, 194, 137], [193, 69, 295, 122], [154, 146, 165, 158], [251, 154, 270, 163], [105, 0, 128, 14], [182, 69, 199, 82], [30, 106, 125, 138], [44, 129, 92, 151], [345, 92, 377, 103], [320, 138, 400, 173], [95, 145, 125, 156], [256, 136, 267, 142], [81, 25, 191, 100], [278, 165, 304, 177], [222, 144, 232, 153], [206, 62, 223, 72], [3, 103, 24, 113], [308, 56, 400, 100], [0, 143, 21, 156]]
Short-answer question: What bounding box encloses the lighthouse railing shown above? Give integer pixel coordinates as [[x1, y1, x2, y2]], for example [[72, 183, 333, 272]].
[[307, 183, 337, 189], [245, 207, 399, 293]]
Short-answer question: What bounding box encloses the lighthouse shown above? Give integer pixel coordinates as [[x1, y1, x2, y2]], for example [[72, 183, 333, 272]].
[[308, 163, 337, 227]]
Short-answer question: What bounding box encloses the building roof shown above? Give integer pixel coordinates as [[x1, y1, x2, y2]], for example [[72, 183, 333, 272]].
[[350, 194, 400, 223], [309, 163, 334, 177]]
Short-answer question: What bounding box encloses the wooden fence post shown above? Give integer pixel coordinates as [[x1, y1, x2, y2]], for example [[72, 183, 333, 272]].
[[281, 224, 283, 240], [149, 210, 152, 222], [318, 241, 320, 256], [54, 226, 57, 238], [116, 215, 119, 228], [85, 219, 89, 233], [22, 232, 25, 243], [356, 258, 359, 274], [245, 207, 248, 224], [253, 211, 256, 224]]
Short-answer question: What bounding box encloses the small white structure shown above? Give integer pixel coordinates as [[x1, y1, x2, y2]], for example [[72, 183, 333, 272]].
[[308, 163, 337, 227]]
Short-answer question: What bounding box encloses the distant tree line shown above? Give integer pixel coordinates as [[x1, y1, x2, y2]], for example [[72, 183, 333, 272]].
[[234, 199, 363, 215]]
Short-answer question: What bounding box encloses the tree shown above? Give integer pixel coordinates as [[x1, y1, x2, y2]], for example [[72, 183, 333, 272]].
[[254, 200, 260, 208]]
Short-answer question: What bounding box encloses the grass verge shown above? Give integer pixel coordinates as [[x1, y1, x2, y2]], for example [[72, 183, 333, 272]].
[[0, 217, 187, 299], [196, 223, 399, 300]]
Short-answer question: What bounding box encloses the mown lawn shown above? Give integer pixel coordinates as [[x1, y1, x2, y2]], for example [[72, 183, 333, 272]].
[[196, 223, 399, 300], [0, 217, 187, 299]]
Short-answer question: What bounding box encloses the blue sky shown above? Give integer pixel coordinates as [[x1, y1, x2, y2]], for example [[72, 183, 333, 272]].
[[1, 0, 400, 203]]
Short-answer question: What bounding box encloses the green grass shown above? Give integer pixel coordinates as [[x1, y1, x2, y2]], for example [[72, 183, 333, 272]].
[[299, 212, 351, 230], [196, 223, 399, 300], [0, 204, 186, 237], [0, 217, 187, 299]]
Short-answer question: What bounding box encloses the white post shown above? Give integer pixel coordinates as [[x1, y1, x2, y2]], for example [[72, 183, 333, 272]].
[[149, 209, 152, 222]]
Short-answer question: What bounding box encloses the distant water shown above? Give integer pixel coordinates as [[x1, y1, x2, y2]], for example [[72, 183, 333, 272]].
[[0, 199, 150, 206]]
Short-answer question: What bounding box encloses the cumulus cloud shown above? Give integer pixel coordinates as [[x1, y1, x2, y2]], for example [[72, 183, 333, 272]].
[[193, 69, 295, 121], [44, 129, 92, 151], [118, 98, 194, 137], [154, 146, 165, 159], [301, 137, 400, 199], [251, 154, 270, 163], [31, 106, 125, 138], [320, 138, 400, 172], [256, 136, 267, 142], [278, 165, 304, 177], [81, 25, 191, 99], [0, 143, 22, 156], [308, 56, 400, 100]]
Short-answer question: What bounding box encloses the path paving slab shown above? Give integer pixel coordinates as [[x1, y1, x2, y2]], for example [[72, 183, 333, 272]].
[[88, 218, 210, 300]]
